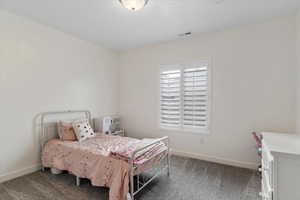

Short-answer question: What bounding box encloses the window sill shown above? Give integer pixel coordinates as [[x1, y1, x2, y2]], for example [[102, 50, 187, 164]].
[[160, 126, 210, 135]]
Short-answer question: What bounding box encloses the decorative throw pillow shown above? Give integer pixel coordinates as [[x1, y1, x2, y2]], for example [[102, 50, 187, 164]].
[[57, 121, 77, 141], [72, 119, 95, 142]]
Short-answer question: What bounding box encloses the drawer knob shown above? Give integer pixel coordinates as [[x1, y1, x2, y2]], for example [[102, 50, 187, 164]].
[[263, 167, 269, 171], [260, 166, 270, 171]]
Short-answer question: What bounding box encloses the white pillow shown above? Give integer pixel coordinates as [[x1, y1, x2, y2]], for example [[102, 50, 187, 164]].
[[72, 119, 95, 142]]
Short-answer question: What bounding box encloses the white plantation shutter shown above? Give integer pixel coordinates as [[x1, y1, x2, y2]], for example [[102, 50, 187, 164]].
[[160, 63, 210, 133], [160, 70, 181, 127], [183, 66, 208, 129]]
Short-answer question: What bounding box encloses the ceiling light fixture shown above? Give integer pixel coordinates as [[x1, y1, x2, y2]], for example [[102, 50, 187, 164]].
[[119, 0, 149, 11]]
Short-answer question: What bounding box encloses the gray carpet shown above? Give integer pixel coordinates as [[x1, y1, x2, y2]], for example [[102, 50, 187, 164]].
[[0, 156, 260, 200]]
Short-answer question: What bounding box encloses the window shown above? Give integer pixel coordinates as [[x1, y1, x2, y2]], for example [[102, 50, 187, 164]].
[[160, 63, 210, 133]]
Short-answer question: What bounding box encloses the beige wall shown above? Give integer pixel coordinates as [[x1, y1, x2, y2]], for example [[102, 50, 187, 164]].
[[0, 10, 119, 181], [119, 15, 297, 169]]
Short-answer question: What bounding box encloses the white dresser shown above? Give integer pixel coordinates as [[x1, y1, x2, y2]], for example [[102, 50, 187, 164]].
[[261, 132, 300, 200]]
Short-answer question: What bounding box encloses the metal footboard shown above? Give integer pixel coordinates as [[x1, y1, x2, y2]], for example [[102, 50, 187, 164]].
[[129, 136, 170, 200]]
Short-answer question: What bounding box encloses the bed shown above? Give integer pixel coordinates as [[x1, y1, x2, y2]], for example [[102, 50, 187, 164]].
[[40, 110, 170, 200]]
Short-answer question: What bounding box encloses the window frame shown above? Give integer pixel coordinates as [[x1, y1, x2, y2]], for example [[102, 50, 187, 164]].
[[159, 62, 211, 134]]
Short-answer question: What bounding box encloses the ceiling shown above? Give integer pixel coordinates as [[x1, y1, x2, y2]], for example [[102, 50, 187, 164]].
[[0, 0, 300, 50]]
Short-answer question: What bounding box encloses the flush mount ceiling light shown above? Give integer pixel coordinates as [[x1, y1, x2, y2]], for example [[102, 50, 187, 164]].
[[119, 0, 149, 11]]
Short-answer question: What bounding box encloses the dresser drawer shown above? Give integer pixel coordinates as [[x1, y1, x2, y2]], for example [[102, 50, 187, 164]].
[[261, 140, 274, 199], [261, 173, 273, 200], [262, 141, 273, 165], [262, 142, 273, 175], [260, 159, 273, 188]]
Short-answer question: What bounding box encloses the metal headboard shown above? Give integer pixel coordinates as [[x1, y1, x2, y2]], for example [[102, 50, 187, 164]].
[[40, 110, 91, 149]]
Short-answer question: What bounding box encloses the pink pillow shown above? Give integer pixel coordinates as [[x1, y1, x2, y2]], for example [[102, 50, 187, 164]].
[[58, 121, 77, 141]]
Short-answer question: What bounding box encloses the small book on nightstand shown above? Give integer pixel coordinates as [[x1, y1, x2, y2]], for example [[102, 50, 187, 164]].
[[110, 129, 125, 137]]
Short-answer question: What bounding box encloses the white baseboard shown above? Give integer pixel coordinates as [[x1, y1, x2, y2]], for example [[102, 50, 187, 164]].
[[0, 164, 41, 183], [171, 149, 258, 170], [0, 151, 257, 183]]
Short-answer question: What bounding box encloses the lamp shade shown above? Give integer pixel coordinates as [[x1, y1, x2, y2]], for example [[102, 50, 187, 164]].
[[119, 0, 149, 11]]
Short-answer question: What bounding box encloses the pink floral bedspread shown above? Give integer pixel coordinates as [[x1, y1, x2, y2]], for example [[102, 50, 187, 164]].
[[110, 138, 167, 164], [42, 134, 167, 200]]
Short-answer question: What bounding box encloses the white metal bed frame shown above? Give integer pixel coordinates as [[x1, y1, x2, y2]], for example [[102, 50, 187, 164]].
[[40, 110, 170, 200]]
